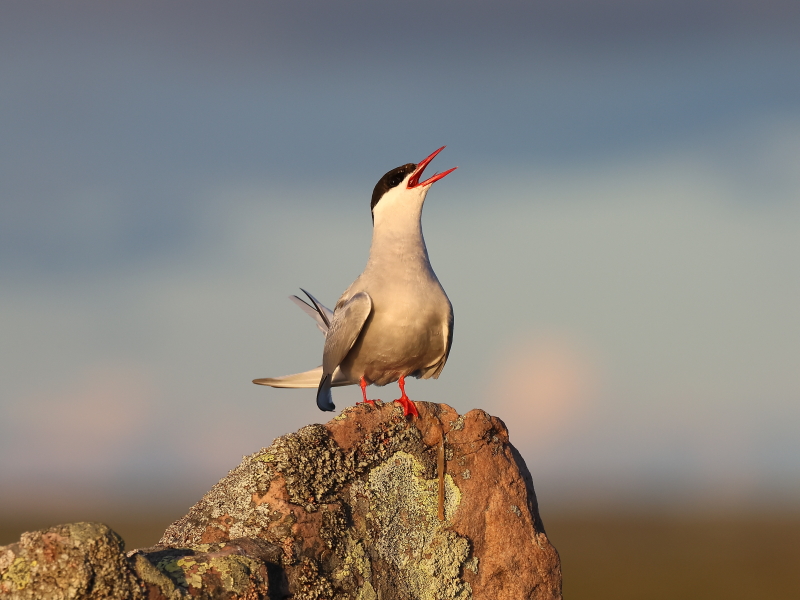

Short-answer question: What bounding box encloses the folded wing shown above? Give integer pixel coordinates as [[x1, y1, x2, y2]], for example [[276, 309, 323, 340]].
[[316, 291, 372, 411]]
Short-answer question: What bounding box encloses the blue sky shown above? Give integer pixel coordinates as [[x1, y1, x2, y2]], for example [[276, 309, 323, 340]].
[[2, 1, 799, 515]]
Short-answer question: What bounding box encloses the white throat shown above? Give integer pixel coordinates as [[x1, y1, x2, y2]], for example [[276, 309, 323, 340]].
[[368, 183, 431, 268]]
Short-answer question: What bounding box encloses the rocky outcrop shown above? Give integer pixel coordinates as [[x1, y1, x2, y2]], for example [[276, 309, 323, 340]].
[[0, 402, 562, 599]]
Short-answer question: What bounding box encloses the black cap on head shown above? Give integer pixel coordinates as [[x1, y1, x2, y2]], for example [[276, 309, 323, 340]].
[[370, 163, 416, 215]]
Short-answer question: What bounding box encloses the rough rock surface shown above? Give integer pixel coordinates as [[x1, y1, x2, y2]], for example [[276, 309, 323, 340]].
[[0, 522, 140, 599], [0, 402, 562, 599], [0, 523, 274, 599]]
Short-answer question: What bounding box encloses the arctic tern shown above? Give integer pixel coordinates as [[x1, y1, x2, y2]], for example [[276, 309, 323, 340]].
[[253, 147, 456, 417]]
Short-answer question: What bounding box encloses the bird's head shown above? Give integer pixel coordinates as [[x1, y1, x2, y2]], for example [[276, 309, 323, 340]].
[[370, 146, 457, 225]]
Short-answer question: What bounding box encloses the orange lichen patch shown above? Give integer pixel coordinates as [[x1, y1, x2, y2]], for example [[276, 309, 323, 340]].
[[281, 536, 295, 564], [40, 532, 66, 563], [199, 515, 235, 544], [251, 492, 269, 507], [325, 402, 393, 451], [416, 402, 460, 448]]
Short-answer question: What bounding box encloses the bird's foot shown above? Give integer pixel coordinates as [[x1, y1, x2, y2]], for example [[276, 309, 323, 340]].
[[358, 376, 379, 407], [393, 376, 418, 418], [394, 396, 418, 417]]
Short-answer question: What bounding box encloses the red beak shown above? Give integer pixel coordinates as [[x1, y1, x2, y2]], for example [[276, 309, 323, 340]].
[[407, 146, 458, 189]]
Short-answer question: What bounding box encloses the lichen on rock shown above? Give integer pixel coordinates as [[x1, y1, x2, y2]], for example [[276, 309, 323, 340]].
[[1, 556, 34, 592], [0, 522, 141, 600], [2, 402, 562, 599], [365, 451, 470, 600], [152, 547, 266, 594], [127, 539, 274, 599], [266, 424, 351, 510], [293, 556, 335, 600]]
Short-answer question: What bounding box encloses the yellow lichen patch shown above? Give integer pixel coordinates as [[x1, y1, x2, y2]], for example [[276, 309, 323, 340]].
[[254, 451, 277, 463], [350, 538, 372, 582], [1, 557, 36, 591], [333, 535, 372, 586], [178, 557, 207, 589], [367, 451, 471, 600], [156, 556, 192, 588], [132, 554, 180, 597], [356, 580, 378, 600], [154, 549, 264, 594], [209, 554, 263, 593]]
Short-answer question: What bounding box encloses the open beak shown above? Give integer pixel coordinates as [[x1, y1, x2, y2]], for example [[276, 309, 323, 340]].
[[407, 146, 458, 189]]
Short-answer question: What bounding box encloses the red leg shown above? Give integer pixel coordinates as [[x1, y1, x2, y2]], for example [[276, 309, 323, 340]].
[[393, 376, 418, 418], [356, 376, 377, 406]]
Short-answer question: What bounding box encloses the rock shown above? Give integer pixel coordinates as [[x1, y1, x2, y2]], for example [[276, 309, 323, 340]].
[[159, 402, 561, 599], [0, 522, 140, 599], [128, 539, 275, 599], [0, 523, 274, 599], [0, 402, 562, 599]]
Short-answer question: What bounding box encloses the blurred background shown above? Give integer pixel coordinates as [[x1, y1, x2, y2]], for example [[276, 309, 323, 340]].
[[1, 1, 799, 597]]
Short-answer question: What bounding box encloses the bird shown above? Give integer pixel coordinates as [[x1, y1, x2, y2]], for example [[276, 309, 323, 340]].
[[253, 146, 456, 417]]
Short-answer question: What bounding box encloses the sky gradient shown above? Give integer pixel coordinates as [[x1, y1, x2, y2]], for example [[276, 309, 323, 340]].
[[2, 1, 799, 516]]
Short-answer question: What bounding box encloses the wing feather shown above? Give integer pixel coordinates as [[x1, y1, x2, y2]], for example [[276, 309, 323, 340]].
[[300, 288, 334, 329], [289, 295, 329, 334]]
